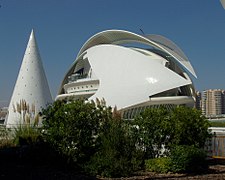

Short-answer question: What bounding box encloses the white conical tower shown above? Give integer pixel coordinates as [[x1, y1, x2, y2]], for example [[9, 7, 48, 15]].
[[5, 30, 53, 127]]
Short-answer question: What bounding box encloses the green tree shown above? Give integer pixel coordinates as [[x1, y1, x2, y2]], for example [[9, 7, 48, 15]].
[[85, 116, 143, 177], [41, 100, 143, 177], [41, 99, 112, 166], [132, 107, 173, 158], [169, 145, 208, 173], [170, 106, 210, 148], [132, 106, 210, 159]]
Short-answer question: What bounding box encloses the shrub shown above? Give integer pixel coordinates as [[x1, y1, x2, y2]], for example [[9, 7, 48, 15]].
[[209, 121, 225, 127], [40, 101, 210, 177], [132, 106, 210, 159], [85, 118, 143, 177], [132, 107, 172, 159], [145, 146, 208, 174], [0, 126, 14, 148], [169, 145, 208, 173], [41, 99, 112, 167], [145, 157, 171, 173], [13, 125, 42, 146], [170, 107, 211, 148], [42, 99, 143, 177]]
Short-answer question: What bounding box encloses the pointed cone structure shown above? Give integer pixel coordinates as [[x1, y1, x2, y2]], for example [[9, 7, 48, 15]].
[[5, 30, 53, 127]]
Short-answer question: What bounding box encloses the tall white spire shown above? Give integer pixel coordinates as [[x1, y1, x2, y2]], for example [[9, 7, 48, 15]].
[[5, 30, 53, 127]]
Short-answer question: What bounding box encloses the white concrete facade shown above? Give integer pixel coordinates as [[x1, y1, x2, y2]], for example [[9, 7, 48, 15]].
[[5, 30, 52, 127], [57, 30, 196, 118]]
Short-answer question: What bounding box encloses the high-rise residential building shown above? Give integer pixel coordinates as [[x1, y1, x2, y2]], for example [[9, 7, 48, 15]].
[[222, 90, 225, 114], [201, 89, 225, 116]]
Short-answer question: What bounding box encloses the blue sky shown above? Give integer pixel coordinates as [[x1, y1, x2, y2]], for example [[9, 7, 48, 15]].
[[0, 0, 225, 106]]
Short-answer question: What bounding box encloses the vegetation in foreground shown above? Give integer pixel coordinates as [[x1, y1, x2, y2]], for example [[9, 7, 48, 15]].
[[0, 99, 211, 178], [210, 121, 225, 127]]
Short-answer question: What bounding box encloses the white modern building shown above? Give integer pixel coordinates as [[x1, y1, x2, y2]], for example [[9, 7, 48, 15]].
[[56, 30, 196, 119], [5, 30, 53, 127]]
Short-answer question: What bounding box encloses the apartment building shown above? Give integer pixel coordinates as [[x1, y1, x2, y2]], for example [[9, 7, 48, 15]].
[[200, 89, 225, 116]]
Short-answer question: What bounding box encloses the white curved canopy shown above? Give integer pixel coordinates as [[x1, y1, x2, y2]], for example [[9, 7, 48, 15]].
[[77, 30, 197, 78], [84, 45, 192, 109]]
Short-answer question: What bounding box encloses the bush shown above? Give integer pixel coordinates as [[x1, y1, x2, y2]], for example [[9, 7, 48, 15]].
[[145, 157, 171, 173], [0, 126, 14, 148], [132, 106, 210, 159], [169, 145, 208, 173], [85, 118, 143, 177], [145, 145, 208, 174], [41, 99, 112, 167], [132, 107, 172, 159], [13, 125, 42, 146], [42, 100, 143, 177], [170, 107, 211, 148], [209, 121, 225, 127], [40, 101, 210, 177]]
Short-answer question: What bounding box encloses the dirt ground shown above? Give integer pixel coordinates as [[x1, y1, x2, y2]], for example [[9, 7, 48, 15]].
[[124, 165, 225, 180], [102, 163, 225, 180]]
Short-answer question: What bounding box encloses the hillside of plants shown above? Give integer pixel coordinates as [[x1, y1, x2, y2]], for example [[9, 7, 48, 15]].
[[0, 99, 211, 178]]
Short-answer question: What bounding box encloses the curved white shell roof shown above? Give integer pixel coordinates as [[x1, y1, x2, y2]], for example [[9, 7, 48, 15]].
[[77, 30, 196, 78], [84, 45, 192, 109], [57, 29, 196, 110]]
